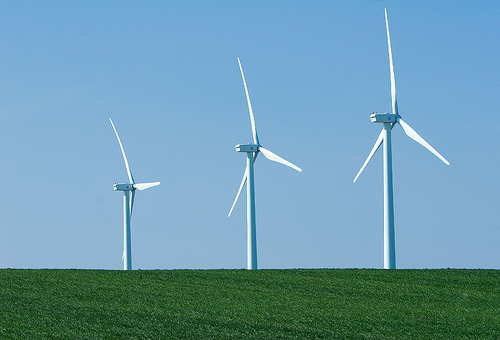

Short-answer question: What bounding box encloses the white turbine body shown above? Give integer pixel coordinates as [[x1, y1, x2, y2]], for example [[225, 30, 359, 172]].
[[228, 58, 302, 270], [353, 9, 449, 269], [109, 118, 160, 270]]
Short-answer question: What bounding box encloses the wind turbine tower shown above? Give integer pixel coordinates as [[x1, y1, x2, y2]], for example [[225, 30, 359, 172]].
[[228, 58, 302, 270], [353, 10, 450, 269], [110, 118, 160, 270]]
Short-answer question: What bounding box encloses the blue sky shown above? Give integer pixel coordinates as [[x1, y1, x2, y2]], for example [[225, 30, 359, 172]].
[[0, 1, 498, 270]]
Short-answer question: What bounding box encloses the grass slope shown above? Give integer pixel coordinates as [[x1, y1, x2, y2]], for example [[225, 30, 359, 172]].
[[0, 269, 498, 339]]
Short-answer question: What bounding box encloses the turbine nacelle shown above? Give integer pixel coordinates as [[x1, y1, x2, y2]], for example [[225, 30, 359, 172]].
[[370, 112, 399, 123], [113, 183, 134, 191], [235, 143, 259, 153], [113, 182, 161, 192]]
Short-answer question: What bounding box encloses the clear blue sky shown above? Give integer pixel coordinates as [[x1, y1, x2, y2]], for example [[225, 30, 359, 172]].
[[0, 1, 498, 270]]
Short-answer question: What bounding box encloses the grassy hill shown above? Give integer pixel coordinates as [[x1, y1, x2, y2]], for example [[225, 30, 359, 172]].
[[0, 269, 498, 339]]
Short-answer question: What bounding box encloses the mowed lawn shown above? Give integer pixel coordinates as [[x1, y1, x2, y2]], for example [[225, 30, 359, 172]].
[[0, 269, 498, 339]]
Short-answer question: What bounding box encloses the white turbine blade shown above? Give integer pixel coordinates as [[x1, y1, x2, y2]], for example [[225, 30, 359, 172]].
[[109, 118, 135, 184], [237, 58, 260, 145], [385, 9, 398, 116], [133, 182, 160, 191], [259, 146, 302, 172], [228, 166, 248, 217], [398, 119, 450, 165], [130, 190, 135, 217], [353, 130, 384, 183]]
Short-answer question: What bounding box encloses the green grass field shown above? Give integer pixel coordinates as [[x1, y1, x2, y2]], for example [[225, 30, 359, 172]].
[[0, 269, 498, 339]]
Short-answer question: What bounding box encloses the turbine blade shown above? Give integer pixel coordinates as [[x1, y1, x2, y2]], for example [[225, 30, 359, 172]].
[[109, 118, 135, 184], [385, 9, 398, 116], [228, 166, 248, 217], [253, 151, 259, 162], [398, 118, 450, 165], [130, 190, 135, 217], [259, 146, 302, 172], [133, 182, 161, 191], [353, 130, 384, 183], [237, 58, 259, 145]]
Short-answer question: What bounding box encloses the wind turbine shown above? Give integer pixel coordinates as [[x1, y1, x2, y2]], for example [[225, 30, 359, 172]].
[[353, 9, 450, 269], [228, 58, 302, 270], [109, 118, 160, 270]]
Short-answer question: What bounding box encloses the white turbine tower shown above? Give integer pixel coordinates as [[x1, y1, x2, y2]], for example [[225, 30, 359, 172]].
[[353, 9, 450, 269], [109, 118, 160, 270], [228, 58, 302, 270]]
